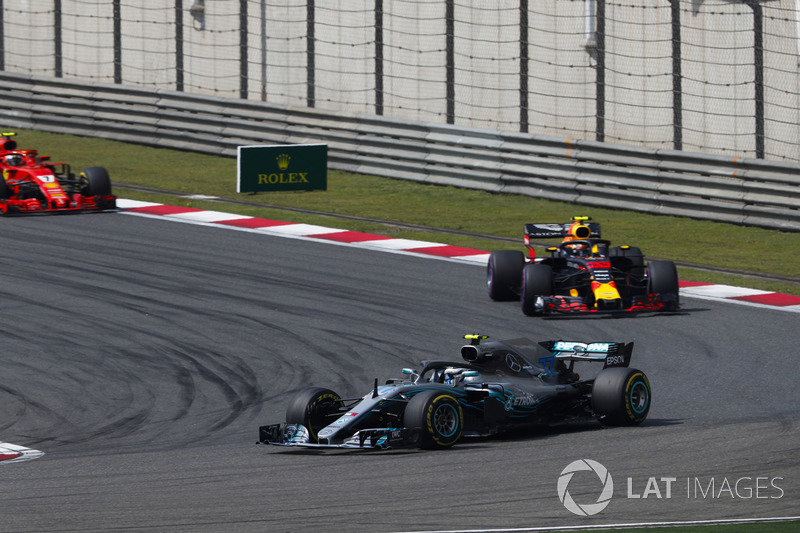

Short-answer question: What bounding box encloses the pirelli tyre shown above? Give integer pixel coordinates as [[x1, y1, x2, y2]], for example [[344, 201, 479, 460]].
[[591, 367, 651, 426], [285, 387, 343, 443], [610, 245, 645, 277], [80, 166, 112, 197], [647, 260, 679, 311], [404, 390, 464, 449], [521, 263, 554, 316], [487, 250, 525, 301]]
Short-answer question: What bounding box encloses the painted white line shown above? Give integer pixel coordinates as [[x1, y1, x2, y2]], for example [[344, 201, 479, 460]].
[[453, 253, 492, 264], [167, 211, 253, 223], [258, 223, 348, 236], [681, 284, 771, 299], [117, 199, 161, 209], [360, 238, 446, 250], [390, 515, 800, 533], [185, 194, 221, 201], [679, 292, 800, 313]]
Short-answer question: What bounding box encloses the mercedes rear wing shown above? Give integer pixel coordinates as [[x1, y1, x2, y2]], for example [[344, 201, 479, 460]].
[[539, 340, 633, 368]]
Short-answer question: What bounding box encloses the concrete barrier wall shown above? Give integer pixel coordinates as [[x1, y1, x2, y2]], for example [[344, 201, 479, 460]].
[[1, 72, 798, 231]]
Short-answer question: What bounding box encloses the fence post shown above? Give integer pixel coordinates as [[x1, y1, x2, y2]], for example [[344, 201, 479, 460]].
[[749, 1, 765, 159], [113, 0, 121, 84], [671, 0, 682, 151], [54, 0, 63, 77], [0, 0, 4, 71], [595, 0, 605, 142], [175, 0, 184, 92], [240, 0, 248, 99], [307, 0, 315, 108], [446, 0, 455, 125], [375, 0, 384, 116], [520, 0, 529, 134]]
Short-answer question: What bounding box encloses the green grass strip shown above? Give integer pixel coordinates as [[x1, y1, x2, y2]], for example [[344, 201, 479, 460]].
[[14, 128, 800, 296]]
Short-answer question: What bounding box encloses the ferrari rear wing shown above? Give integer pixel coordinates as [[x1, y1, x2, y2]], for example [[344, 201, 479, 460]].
[[539, 340, 633, 368]]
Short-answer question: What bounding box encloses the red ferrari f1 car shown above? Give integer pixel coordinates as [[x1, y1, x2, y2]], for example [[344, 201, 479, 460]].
[[0, 132, 116, 215], [487, 216, 679, 316]]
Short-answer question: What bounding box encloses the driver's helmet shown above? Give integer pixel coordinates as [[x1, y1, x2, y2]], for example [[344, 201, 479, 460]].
[[4, 154, 22, 166], [564, 243, 588, 257]]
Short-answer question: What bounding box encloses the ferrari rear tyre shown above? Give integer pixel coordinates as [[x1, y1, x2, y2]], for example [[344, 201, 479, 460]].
[[80, 166, 112, 196], [285, 387, 343, 443], [487, 250, 524, 301], [404, 390, 463, 449], [647, 260, 679, 311], [0, 178, 9, 200], [521, 263, 553, 316], [592, 367, 651, 426]]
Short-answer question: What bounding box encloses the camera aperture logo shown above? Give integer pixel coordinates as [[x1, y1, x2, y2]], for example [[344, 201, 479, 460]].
[[558, 459, 786, 517], [557, 459, 614, 516]]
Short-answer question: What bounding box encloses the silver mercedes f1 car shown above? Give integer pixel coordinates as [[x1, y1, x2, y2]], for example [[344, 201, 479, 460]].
[[258, 334, 651, 450]]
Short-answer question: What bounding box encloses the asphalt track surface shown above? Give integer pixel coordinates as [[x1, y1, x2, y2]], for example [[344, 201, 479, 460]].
[[0, 211, 798, 532]]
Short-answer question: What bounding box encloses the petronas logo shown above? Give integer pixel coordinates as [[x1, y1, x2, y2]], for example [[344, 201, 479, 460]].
[[276, 153, 291, 170]]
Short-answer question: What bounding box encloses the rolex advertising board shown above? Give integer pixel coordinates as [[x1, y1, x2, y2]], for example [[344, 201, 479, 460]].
[[237, 144, 327, 193]]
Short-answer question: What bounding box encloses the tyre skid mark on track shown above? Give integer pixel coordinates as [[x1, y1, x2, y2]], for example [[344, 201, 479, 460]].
[[118, 199, 800, 314]]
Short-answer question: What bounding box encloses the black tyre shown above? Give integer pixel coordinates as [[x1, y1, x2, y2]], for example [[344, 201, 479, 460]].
[[591, 367, 651, 426], [404, 390, 463, 449], [0, 178, 9, 200], [610, 246, 645, 277], [521, 263, 553, 316], [487, 250, 524, 301], [285, 387, 343, 443], [80, 166, 112, 196], [647, 260, 679, 311]]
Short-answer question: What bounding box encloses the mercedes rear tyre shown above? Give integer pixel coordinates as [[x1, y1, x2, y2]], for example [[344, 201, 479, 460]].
[[591, 367, 651, 426], [404, 390, 463, 449], [285, 387, 343, 443]]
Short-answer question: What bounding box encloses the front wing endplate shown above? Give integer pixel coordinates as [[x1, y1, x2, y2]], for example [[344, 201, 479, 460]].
[[258, 423, 418, 450]]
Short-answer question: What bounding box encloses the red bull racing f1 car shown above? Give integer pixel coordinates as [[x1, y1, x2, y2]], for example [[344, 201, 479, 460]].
[[0, 132, 116, 215], [487, 217, 679, 316], [258, 334, 651, 450]]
